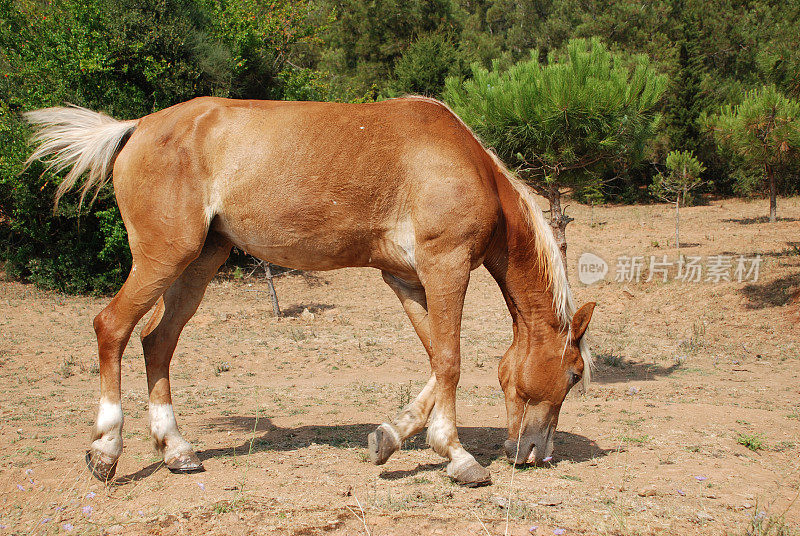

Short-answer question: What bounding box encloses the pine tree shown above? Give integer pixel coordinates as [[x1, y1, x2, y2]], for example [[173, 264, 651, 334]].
[[707, 85, 800, 222], [649, 150, 705, 249], [444, 37, 667, 266], [664, 0, 706, 156]]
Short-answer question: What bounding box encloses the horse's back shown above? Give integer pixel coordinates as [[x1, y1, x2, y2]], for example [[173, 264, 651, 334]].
[[113, 97, 500, 276]]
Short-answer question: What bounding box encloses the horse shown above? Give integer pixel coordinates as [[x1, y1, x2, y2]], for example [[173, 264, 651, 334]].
[[25, 96, 595, 487]]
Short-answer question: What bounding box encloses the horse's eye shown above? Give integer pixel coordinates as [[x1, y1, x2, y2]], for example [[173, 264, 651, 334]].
[[569, 371, 582, 385]]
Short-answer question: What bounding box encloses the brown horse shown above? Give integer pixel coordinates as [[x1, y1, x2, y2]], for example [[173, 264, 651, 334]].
[[25, 96, 594, 487]]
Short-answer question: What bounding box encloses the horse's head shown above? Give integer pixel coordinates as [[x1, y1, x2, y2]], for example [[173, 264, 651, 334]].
[[499, 302, 595, 465]]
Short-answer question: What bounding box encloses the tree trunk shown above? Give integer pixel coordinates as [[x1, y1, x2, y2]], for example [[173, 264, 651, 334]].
[[767, 164, 777, 223], [265, 263, 281, 317], [546, 187, 571, 274], [675, 197, 681, 249]]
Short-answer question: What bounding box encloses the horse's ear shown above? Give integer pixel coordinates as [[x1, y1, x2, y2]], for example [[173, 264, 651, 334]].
[[572, 302, 595, 340]]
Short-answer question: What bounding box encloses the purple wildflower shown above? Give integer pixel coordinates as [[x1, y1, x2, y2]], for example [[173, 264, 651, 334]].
[[677, 489, 685, 496], [627, 386, 639, 395], [85, 492, 96, 499], [542, 456, 553, 463], [25, 469, 33, 475], [197, 482, 205, 491], [554, 529, 566, 535], [82, 505, 93, 516], [529, 526, 538, 533], [17, 485, 25, 491], [695, 476, 707, 481], [41, 518, 51, 524], [62, 523, 74, 532]]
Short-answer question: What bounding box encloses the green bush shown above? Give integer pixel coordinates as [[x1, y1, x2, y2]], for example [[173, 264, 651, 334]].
[[390, 32, 465, 97], [0, 0, 322, 294]]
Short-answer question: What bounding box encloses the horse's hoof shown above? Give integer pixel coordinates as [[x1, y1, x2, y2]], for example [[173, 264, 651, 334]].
[[447, 459, 492, 488], [367, 423, 399, 465], [85, 450, 118, 482], [166, 451, 204, 474]]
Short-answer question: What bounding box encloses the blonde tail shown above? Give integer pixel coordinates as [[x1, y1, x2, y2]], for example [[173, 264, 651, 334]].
[[24, 105, 137, 210]]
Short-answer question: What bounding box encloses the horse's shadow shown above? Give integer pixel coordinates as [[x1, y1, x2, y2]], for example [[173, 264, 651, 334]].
[[592, 359, 683, 384], [113, 418, 610, 484]]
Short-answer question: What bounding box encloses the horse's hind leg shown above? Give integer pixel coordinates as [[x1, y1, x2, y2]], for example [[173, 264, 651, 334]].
[[87, 245, 204, 481], [368, 273, 437, 464], [140, 232, 231, 473]]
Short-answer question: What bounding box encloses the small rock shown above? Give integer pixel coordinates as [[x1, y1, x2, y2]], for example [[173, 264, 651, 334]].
[[637, 487, 657, 497], [702, 492, 719, 499], [742, 502, 753, 509], [324, 519, 343, 530], [695, 511, 714, 523], [490, 495, 509, 509], [537, 497, 563, 506], [300, 308, 315, 322]]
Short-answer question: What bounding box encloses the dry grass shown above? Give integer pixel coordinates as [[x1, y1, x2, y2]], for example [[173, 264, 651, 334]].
[[0, 197, 798, 535]]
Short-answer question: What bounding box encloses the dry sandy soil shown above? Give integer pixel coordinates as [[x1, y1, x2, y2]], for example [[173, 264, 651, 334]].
[[1, 197, 799, 536]]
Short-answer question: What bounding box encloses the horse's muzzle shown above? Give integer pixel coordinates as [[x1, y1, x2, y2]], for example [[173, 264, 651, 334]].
[[503, 425, 554, 465]]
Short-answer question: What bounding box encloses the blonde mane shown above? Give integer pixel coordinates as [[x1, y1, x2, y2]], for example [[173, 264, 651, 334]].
[[403, 96, 593, 385]]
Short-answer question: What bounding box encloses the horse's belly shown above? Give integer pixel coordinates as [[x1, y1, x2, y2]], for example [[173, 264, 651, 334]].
[[211, 213, 373, 271], [211, 210, 423, 280]]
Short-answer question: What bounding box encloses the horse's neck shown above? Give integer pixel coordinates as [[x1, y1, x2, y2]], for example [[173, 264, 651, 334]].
[[485, 224, 560, 334]]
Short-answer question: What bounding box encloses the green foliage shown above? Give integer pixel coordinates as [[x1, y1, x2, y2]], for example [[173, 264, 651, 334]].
[[6, 0, 800, 293], [444, 37, 667, 258], [313, 0, 461, 98], [444, 38, 667, 197], [0, 0, 322, 293], [389, 33, 464, 97], [650, 150, 706, 205], [706, 85, 800, 219], [708, 85, 800, 178]]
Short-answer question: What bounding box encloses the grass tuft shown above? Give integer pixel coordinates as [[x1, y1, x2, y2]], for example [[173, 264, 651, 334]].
[[737, 433, 765, 452], [744, 508, 792, 536]]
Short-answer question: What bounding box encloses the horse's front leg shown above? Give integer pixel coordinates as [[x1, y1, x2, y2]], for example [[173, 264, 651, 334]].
[[419, 251, 491, 486]]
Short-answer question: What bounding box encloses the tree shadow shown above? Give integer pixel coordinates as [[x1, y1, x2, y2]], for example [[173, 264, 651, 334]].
[[281, 303, 336, 317], [591, 354, 682, 384], [113, 419, 610, 484], [722, 216, 800, 224], [756, 242, 800, 258], [740, 272, 800, 309], [676, 242, 701, 248], [721, 242, 800, 259]]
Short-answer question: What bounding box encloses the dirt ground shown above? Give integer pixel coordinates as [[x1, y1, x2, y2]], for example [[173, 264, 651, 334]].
[[1, 197, 798, 536]]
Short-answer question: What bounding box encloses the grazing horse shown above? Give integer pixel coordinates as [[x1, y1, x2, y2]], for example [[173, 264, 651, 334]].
[[25, 96, 595, 487]]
